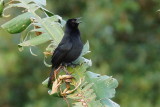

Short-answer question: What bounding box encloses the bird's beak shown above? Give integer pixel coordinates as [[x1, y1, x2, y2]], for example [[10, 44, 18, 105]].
[[76, 17, 82, 24]]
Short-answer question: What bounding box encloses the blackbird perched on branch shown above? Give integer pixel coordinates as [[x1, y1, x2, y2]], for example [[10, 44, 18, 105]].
[[48, 18, 83, 87]]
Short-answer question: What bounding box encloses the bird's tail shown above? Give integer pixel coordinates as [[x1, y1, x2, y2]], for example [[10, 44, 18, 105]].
[[48, 67, 55, 88]]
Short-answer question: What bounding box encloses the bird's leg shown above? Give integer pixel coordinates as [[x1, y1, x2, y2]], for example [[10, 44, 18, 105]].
[[61, 62, 70, 75], [63, 62, 79, 68], [55, 65, 62, 77], [62, 66, 70, 75], [54, 66, 62, 79]]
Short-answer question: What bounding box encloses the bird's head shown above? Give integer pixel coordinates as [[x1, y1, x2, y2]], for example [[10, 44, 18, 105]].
[[66, 18, 82, 29]]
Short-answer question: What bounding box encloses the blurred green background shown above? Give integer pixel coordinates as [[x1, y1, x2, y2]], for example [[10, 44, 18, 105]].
[[0, 0, 160, 107]]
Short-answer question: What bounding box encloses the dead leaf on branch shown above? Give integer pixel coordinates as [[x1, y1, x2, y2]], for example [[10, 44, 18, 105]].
[[49, 74, 82, 97]]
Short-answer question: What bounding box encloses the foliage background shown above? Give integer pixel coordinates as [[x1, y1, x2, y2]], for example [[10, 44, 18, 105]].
[[0, 0, 160, 107]]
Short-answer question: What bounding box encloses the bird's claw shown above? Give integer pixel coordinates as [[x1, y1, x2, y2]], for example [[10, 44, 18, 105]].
[[61, 66, 71, 75]]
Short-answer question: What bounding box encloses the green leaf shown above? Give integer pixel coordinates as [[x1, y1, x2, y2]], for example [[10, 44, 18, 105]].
[[4, 0, 42, 12], [4, 3, 25, 11], [73, 57, 92, 66], [85, 71, 119, 107], [101, 99, 120, 107], [33, 0, 46, 6], [0, 0, 4, 17], [40, 7, 54, 17], [43, 15, 66, 27], [67, 63, 89, 80], [85, 71, 118, 99], [67, 61, 103, 107], [1, 12, 33, 34], [18, 33, 51, 47], [41, 17, 64, 45], [67, 69, 119, 107], [81, 41, 90, 56], [42, 77, 49, 87], [68, 83, 103, 107]]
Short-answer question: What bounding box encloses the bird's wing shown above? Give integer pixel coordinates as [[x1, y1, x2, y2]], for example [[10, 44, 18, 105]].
[[51, 40, 72, 68]]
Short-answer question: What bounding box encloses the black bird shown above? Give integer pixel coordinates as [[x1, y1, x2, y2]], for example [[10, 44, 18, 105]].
[[48, 18, 83, 87]]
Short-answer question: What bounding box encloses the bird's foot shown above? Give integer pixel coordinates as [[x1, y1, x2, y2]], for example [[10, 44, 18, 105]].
[[54, 66, 62, 79], [62, 62, 79, 68], [62, 66, 71, 75], [70, 62, 79, 68]]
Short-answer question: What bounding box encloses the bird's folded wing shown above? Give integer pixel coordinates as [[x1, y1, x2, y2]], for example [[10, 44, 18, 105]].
[[51, 42, 72, 67]]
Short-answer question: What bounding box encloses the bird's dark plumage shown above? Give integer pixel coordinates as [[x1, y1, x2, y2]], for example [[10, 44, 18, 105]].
[[48, 18, 83, 87]]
